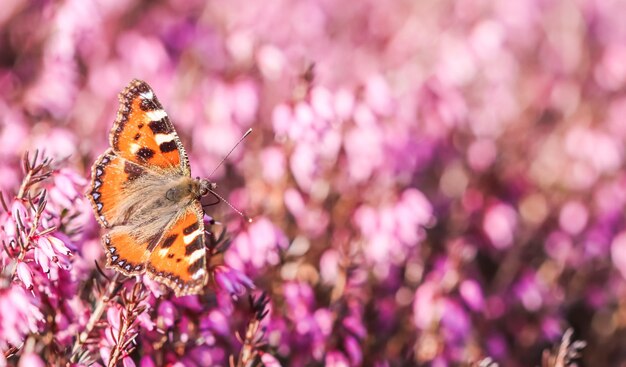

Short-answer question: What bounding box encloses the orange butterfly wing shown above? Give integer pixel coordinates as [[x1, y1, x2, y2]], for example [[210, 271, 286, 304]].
[[110, 79, 190, 173], [146, 202, 208, 296], [104, 231, 153, 275], [87, 149, 146, 228]]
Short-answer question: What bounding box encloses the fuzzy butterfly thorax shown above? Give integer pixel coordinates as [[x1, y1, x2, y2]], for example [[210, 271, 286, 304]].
[[166, 177, 216, 202], [87, 79, 211, 296]]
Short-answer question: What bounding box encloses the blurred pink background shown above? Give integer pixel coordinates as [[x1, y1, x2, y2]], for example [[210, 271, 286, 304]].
[[1, 0, 626, 365]]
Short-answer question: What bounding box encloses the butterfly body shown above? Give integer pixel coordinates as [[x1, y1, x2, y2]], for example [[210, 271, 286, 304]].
[[87, 80, 211, 296]]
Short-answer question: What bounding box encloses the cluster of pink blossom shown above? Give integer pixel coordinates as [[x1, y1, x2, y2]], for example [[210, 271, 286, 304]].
[[1, 0, 625, 365]]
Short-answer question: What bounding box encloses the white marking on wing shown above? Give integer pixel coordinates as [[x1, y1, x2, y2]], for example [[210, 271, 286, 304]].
[[139, 90, 154, 100], [158, 248, 169, 257], [188, 248, 205, 263], [192, 268, 206, 280], [155, 133, 175, 145], [146, 109, 167, 121], [183, 229, 203, 245], [129, 143, 141, 154]]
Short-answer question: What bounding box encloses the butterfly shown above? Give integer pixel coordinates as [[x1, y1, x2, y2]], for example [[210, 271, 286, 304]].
[[87, 79, 214, 296]]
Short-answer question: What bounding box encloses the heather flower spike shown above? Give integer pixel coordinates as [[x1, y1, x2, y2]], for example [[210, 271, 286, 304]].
[[231, 292, 272, 367]]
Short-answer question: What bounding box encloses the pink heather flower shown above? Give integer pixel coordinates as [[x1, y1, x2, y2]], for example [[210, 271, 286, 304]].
[[34, 248, 51, 275], [319, 249, 340, 285], [142, 275, 165, 298], [228, 218, 288, 270], [26, 233, 73, 281], [353, 188, 432, 267], [257, 44, 286, 80], [0, 286, 44, 349], [467, 139, 497, 172], [136, 307, 155, 332], [272, 103, 292, 137], [611, 231, 626, 280], [310, 86, 335, 121], [483, 203, 518, 249], [11, 200, 29, 224], [261, 146, 287, 183], [213, 265, 255, 298], [100, 299, 149, 365], [36, 236, 57, 262], [325, 351, 350, 367], [48, 185, 73, 210], [289, 143, 317, 192], [545, 231, 574, 265], [99, 347, 112, 367], [140, 356, 157, 367], [282, 188, 330, 238], [16, 261, 33, 290], [30, 128, 79, 161], [158, 300, 177, 329], [342, 314, 366, 341], [343, 123, 383, 183], [559, 200, 589, 236], [459, 280, 484, 312], [595, 44, 626, 91], [440, 299, 470, 341], [283, 282, 314, 321], [261, 352, 282, 367], [122, 356, 136, 367], [17, 352, 45, 367], [0, 215, 16, 245], [413, 281, 441, 330], [343, 335, 362, 366], [231, 79, 259, 126], [46, 235, 72, 257], [365, 74, 393, 116], [334, 88, 355, 121], [313, 308, 333, 338], [202, 310, 230, 337], [514, 271, 548, 312], [106, 305, 122, 335]]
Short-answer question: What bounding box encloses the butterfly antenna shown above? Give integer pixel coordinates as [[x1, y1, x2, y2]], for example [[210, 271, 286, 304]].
[[208, 128, 252, 179], [208, 188, 252, 223]]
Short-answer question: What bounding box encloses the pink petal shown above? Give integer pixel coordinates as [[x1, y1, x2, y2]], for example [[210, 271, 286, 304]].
[[16, 262, 33, 290], [46, 235, 72, 256], [18, 352, 45, 367], [611, 231, 626, 280]]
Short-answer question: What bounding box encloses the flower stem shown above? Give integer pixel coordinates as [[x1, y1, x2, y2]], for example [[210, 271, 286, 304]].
[[108, 311, 130, 367], [70, 273, 121, 362]]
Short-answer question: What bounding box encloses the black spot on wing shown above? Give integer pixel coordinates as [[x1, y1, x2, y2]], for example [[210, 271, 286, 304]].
[[185, 236, 203, 256], [148, 118, 172, 135], [183, 222, 200, 235], [161, 234, 177, 249], [136, 147, 155, 162], [124, 161, 144, 181], [159, 140, 177, 153]]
